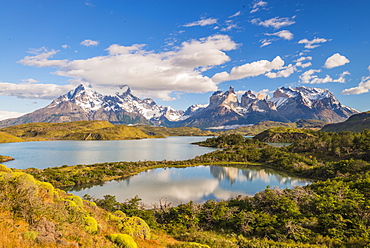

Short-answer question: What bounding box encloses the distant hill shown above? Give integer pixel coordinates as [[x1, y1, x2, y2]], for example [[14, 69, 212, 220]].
[[0, 131, 24, 143], [253, 127, 315, 143], [0, 120, 152, 141], [217, 119, 327, 136], [0, 120, 213, 142], [135, 125, 214, 137], [321, 111, 370, 132]]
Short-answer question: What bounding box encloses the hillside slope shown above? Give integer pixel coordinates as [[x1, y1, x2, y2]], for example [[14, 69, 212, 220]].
[[0, 120, 152, 141], [321, 111, 370, 132], [0, 164, 159, 247]]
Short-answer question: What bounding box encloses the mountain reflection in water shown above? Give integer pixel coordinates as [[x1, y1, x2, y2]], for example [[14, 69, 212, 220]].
[[70, 165, 310, 207]]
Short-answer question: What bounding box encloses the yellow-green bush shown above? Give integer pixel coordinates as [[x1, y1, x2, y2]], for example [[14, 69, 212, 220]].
[[114, 210, 126, 218], [83, 216, 98, 234], [23, 231, 38, 240], [107, 233, 137, 248], [0, 164, 12, 172], [67, 194, 84, 207], [121, 216, 150, 240], [169, 243, 210, 248]]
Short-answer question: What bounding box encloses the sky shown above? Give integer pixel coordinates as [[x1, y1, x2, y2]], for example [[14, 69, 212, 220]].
[[0, 0, 369, 120]]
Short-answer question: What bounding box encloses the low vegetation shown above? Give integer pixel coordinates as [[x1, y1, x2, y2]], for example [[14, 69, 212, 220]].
[[136, 125, 214, 137], [3, 126, 370, 247], [0, 120, 214, 143], [217, 120, 327, 136], [0, 155, 14, 163], [321, 111, 370, 133]]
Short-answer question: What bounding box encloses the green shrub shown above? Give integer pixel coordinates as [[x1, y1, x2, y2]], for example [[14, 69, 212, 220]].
[[0, 164, 12, 172], [68, 195, 84, 207], [107, 234, 137, 248], [169, 242, 210, 248], [83, 216, 98, 234], [23, 231, 38, 240], [121, 216, 150, 240], [114, 210, 126, 218]]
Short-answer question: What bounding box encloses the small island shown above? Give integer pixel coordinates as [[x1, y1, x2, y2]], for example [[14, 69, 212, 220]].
[[0, 155, 14, 163]]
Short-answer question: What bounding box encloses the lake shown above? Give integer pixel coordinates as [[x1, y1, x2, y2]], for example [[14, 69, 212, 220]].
[[70, 165, 310, 206], [0, 136, 311, 206], [0, 136, 218, 169]]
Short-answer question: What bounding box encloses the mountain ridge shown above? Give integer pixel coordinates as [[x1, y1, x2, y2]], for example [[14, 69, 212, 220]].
[[0, 84, 360, 128]]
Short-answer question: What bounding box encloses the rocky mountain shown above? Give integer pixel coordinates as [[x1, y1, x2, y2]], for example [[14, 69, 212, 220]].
[[321, 111, 370, 133], [0, 84, 359, 129], [269, 86, 359, 123], [0, 84, 183, 128], [171, 86, 358, 129]]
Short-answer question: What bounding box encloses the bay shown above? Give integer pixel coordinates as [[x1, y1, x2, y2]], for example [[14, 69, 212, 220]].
[[0, 136, 217, 169], [70, 165, 310, 207]]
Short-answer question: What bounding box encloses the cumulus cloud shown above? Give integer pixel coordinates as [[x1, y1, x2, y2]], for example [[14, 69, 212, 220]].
[[298, 38, 331, 49], [62, 44, 70, 49], [250, 0, 268, 13], [251, 17, 295, 29], [18, 48, 67, 67], [342, 76, 370, 95], [265, 64, 296, 78], [17, 35, 240, 100], [212, 56, 285, 83], [183, 18, 218, 27], [80, 39, 99, 47], [294, 57, 312, 68], [0, 111, 26, 121], [299, 69, 350, 84], [324, 53, 350, 69], [265, 30, 293, 40], [0, 82, 73, 100]]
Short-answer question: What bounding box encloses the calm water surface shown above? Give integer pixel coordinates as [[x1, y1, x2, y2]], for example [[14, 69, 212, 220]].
[[70, 165, 310, 206], [0, 136, 217, 169]]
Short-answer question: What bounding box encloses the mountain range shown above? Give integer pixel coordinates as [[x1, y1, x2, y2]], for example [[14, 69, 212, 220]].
[[0, 84, 360, 129]]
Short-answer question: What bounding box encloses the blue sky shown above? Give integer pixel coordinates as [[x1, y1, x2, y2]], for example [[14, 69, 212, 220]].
[[0, 0, 369, 120]]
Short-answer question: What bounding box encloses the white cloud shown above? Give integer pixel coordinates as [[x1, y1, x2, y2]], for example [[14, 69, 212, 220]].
[[368, 65, 370, 71], [298, 38, 331, 49], [62, 44, 70, 49], [229, 11, 241, 18], [299, 69, 350, 84], [251, 17, 295, 29], [295, 56, 312, 62], [342, 76, 370, 95], [250, 0, 268, 13], [17, 35, 238, 100], [221, 22, 238, 32], [265, 64, 296, 78], [260, 39, 272, 47], [324, 53, 350, 69], [18, 48, 67, 67], [22, 78, 38, 83], [0, 82, 73, 100], [0, 111, 25, 121], [265, 30, 294, 40], [294, 57, 312, 68], [80, 39, 99, 47], [183, 18, 218, 27], [212, 56, 284, 83], [295, 61, 312, 68]]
